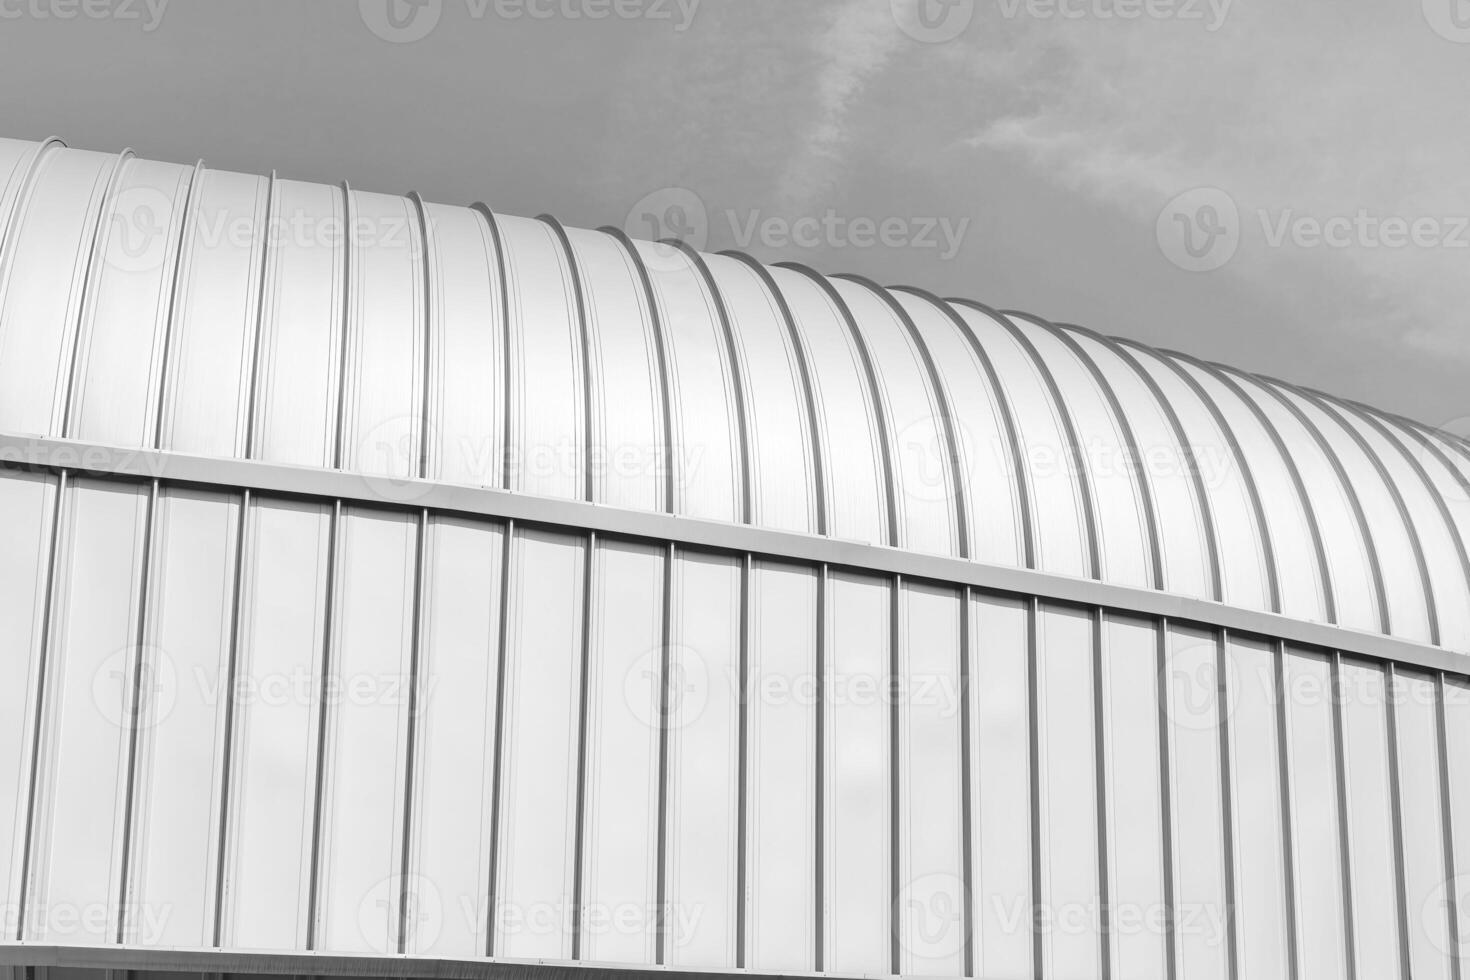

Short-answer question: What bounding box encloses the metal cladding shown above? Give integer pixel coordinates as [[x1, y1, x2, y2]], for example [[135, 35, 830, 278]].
[[2, 136, 1470, 979]]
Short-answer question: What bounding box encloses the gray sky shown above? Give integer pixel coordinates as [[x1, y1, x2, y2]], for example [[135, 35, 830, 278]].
[[2, 0, 1467, 429]]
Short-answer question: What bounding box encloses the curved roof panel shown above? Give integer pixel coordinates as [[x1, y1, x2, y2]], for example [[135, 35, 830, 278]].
[[2, 136, 1468, 653]]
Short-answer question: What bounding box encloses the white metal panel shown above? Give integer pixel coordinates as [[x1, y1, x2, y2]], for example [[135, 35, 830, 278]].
[[1282, 648, 1349, 978], [746, 561, 817, 971], [1165, 626, 1229, 980], [316, 509, 417, 954], [566, 228, 663, 513], [251, 179, 345, 468], [497, 214, 584, 501], [769, 267, 885, 546], [1444, 677, 1470, 965], [833, 280, 956, 557], [68, 157, 193, 446], [896, 293, 1024, 568], [25, 480, 149, 945], [1224, 636, 1291, 980], [1336, 659, 1400, 980], [1392, 669, 1452, 980], [338, 191, 424, 481], [579, 539, 662, 964], [0, 148, 119, 437], [822, 572, 889, 976], [1126, 348, 1270, 611], [0, 471, 57, 920], [405, 516, 504, 958], [1101, 615, 1166, 980], [897, 582, 964, 976], [1036, 605, 1100, 978], [705, 255, 815, 533], [1180, 364, 1325, 623], [955, 307, 1090, 579], [665, 551, 741, 968], [159, 169, 270, 457], [969, 594, 1031, 979], [1015, 319, 1151, 588], [635, 241, 740, 523], [493, 528, 585, 960], [423, 203, 503, 489], [220, 498, 332, 950], [126, 489, 238, 947], [0, 138, 41, 232]]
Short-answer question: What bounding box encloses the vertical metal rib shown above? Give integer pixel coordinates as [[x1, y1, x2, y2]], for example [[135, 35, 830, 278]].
[[0, 136, 63, 280], [60, 148, 134, 437], [1383, 663, 1414, 979], [1027, 597, 1043, 980], [1061, 324, 1224, 602], [151, 160, 205, 450], [212, 488, 251, 946], [408, 192, 435, 481], [898, 290, 1035, 569], [735, 553, 751, 969], [1092, 610, 1111, 979], [484, 518, 515, 956], [241, 171, 277, 461], [1155, 619, 1179, 980], [1327, 653, 1358, 980], [993, 309, 1103, 581], [599, 227, 677, 515], [1231, 370, 1390, 635], [1434, 673, 1462, 980], [667, 241, 754, 526], [467, 204, 512, 491], [887, 574, 901, 977], [15, 469, 67, 941], [1215, 630, 1240, 980], [396, 509, 429, 954], [655, 541, 675, 964], [115, 478, 160, 942], [538, 215, 595, 504], [331, 183, 354, 471], [837, 274, 972, 559], [304, 499, 343, 949], [719, 251, 829, 537], [814, 562, 828, 973], [777, 262, 900, 549], [570, 530, 597, 959], [1274, 642, 1301, 980], [1038, 321, 1166, 592], [958, 589, 976, 978]]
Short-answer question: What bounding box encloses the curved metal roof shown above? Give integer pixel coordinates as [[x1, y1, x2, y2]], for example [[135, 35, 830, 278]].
[[2, 136, 1468, 653]]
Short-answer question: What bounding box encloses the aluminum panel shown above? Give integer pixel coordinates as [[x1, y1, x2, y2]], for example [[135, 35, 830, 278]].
[[0, 138, 41, 233], [250, 179, 344, 468], [0, 148, 119, 437], [316, 510, 417, 954], [1337, 659, 1400, 980], [405, 516, 504, 957], [832, 280, 956, 557], [219, 498, 332, 950], [895, 293, 1024, 568], [954, 306, 1090, 579], [1282, 648, 1349, 978], [497, 214, 583, 500], [0, 471, 57, 922], [337, 191, 424, 480], [768, 268, 885, 546], [1444, 677, 1470, 965], [969, 594, 1032, 979], [422, 203, 503, 489], [579, 540, 662, 964], [125, 489, 238, 948], [158, 169, 270, 457], [896, 583, 964, 976], [665, 552, 741, 968], [492, 528, 585, 960], [24, 480, 149, 945], [745, 561, 816, 971], [566, 228, 663, 513], [68, 157, 193, 447], [1036, 605, 1100, 978], [821, 572, 889, 976], [1392, 669, 1452, 980], [706, 255, 816, 533], [635, 241, 740, 523], [1100, 615, 1166, 980]]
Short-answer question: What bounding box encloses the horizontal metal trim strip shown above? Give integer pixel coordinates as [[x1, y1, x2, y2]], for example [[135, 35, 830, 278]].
[[2, 432, 1466, 676]]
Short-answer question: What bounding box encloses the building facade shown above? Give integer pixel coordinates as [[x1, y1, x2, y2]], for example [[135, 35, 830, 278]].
[[1, 136, 1469, 980]]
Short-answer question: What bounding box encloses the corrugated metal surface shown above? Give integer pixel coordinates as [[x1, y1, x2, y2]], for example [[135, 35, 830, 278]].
[[2, 135, 1470, 978]]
